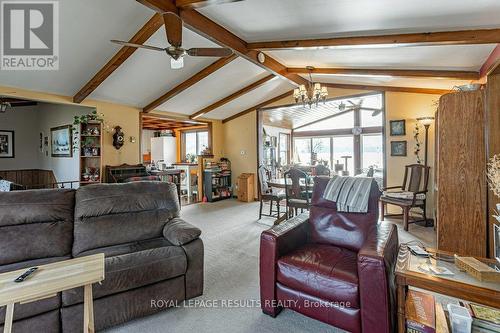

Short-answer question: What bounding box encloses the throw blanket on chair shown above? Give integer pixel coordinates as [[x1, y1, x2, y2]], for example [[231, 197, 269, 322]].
[[0, 179, 12, 192], [323, 176, 373, 213]]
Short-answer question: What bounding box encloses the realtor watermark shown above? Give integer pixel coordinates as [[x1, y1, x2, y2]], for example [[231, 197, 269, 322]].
[[1, 0, 59, 70]]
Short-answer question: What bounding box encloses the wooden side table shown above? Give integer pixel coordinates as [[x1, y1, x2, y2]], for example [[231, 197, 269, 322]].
[[0, 254, 105, 333], [395, 245, 500, 333]]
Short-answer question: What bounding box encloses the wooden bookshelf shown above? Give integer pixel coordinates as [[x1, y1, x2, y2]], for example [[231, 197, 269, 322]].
[[79, 122, 103, 186]]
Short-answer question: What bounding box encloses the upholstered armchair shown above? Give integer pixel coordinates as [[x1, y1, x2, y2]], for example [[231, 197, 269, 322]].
[[260, 177, 399, 333]]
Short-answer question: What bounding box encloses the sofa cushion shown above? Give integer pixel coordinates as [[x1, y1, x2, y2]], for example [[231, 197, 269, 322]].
[[0, 256, 69, 324], [309, 177, 380, 251], [163, 218, 201, 246], [0, 189, 75, 265], [62, 243, 187, 306], [73, 181, 179, 256], [277, 243, 360, 308]]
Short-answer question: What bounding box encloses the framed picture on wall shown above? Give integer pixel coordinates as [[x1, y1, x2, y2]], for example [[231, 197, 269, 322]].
[[391, 141, 407, 156], [51, 125, 73, 157], [390, 120, 406, 136], [0, 130, 14, 158]]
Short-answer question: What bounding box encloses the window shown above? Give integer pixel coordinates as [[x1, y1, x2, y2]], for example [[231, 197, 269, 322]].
[[291, 92, 384, 179], [332, 136, 354, 175], [279, 133, 290, 166], [294, 138, 311, 164], [182, 130, 209, 161], [312, 137, 331, 167]]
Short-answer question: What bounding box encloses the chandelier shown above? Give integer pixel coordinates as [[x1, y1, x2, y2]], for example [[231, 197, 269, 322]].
[[293, 66, 328, 108]]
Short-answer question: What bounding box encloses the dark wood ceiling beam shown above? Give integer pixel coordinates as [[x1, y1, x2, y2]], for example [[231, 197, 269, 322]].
[[247, 28, 500, 50], [190, 74, 275, 119], [287, 67, 479, 80], [323, 82, 450, 95], [136, 0, 178, 14], [73, 13, 164, 103], [143, 54, 237, 112], [175, 0, 240, 9], [222, 90, 292, 123]]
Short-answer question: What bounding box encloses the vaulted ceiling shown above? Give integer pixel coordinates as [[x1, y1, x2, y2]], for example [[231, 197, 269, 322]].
[[0, 0, 498, 122]]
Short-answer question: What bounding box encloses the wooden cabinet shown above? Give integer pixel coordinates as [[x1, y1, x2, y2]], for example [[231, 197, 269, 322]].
[[79, 122, 103, 186], [237, 173, 255, 202], [436, 90, 487, 257]]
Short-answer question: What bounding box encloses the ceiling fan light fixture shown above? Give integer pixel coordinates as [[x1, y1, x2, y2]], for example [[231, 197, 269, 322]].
[[0, 101, 10, 113], [170, 57, 184, 69]]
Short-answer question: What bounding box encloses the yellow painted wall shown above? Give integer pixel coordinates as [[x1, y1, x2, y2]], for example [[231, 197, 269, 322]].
[[385, 92, 440, 217], [0, 85, 141, 167]]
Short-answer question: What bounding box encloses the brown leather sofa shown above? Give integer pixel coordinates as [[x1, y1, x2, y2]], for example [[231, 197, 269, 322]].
[[0, 181, 203, 332], [260, 177, 398, 333]]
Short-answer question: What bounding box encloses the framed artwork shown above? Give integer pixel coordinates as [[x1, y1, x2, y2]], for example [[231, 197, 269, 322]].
[[391, 141, 407, 156], [390, 120, 406, 136], [51, 125, 73, 157], [0, 130, 14, 158]]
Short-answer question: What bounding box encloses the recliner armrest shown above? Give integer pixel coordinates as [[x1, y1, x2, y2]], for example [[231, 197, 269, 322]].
[[260, 213, 310, 316], [357, 222, 399, 333], [163, 218, 201, 245]]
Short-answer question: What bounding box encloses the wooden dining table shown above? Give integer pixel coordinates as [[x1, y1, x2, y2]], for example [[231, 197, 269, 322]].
[[267, 176, 327, 189]]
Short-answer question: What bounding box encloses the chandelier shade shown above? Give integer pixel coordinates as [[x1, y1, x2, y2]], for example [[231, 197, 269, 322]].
[[293, 66, 328, 108]]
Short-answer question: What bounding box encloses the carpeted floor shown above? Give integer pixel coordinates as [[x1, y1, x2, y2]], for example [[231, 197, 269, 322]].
[[106, 199, 436, 333]]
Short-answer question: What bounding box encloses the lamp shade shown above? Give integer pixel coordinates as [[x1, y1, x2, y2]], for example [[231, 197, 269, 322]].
[[417, 116, 435, 126]]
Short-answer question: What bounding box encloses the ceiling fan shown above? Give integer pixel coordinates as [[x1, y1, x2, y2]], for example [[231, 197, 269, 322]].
[[111, 13, 233, 69]]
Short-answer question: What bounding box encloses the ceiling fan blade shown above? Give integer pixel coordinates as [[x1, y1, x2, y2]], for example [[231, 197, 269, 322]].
[[163, 13, 182, 48], [171, 57, 184, 69], [110, 40, 165, 52], [187, 48, 233, 57]]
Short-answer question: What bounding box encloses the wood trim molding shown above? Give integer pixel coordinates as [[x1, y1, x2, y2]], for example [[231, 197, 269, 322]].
[[73, 14, 164, 103], [323, 83, 450, 95], [247, 28, 500, 50], [221, 90, 292, 123], [143, 54, 237, 112], [480, 44, 500, 78], [190, 74, 275, 119], [287, 67, 479, 80]]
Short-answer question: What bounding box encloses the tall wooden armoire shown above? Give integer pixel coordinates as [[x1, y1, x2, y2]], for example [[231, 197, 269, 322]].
[[436, 90, 487, 257]]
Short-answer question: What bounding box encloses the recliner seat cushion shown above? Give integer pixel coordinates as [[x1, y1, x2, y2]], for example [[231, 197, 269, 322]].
[[0, 189, 75, 265], [62, 243, 187, 306], [73, 182, 180, 256], [277, 243, 360, 308]]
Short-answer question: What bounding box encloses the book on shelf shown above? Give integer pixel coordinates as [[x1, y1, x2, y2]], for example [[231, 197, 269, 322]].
[[406, 290, 436, 333], [460, 302, 500, 332]]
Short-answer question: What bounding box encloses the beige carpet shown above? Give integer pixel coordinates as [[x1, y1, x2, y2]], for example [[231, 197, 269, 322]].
[[106, 199, 436, 333]]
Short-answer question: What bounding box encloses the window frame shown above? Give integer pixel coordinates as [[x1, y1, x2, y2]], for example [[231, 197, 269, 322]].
[[181, 129, 209, 161]]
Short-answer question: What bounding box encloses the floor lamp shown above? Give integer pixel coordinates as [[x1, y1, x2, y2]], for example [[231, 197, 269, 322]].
[[416, 116, 435, 167]]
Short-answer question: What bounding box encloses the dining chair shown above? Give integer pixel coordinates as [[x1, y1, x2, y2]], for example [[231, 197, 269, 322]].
[[258, 165, 285, 220], [284, 168, 311, 218], [314, 164, 331, 176], [380, 164, 430, 231]]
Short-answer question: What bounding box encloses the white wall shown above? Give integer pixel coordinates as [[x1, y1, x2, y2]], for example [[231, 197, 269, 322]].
[[37, 103, 91, 182], [0, 106, 40, 169], [0, 102, 92, 183]]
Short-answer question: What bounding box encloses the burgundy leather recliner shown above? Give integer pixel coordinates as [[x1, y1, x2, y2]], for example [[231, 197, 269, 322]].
[[260, 177, 399, 333]]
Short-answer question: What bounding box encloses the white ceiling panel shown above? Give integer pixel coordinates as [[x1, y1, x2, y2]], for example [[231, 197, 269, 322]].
[[90, 28, 219, 107], [206, 78, 294, 120], [156, 57, 268, 115], [309, 74, 471, 90], [0, 0, 152, 96], [267, 44, 496, 71], [199, 0, 500, 42]]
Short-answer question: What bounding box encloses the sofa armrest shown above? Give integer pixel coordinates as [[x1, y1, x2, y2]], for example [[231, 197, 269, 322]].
[[260, 213, 310, 316], [357, 222, 399, 333], [163, 218, 201, 246]]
